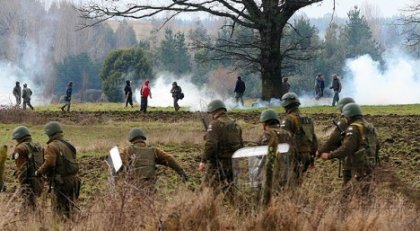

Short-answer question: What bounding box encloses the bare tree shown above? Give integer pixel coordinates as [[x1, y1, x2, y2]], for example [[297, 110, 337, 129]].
[[79, 0, 323, 100], [401, 2, 420, 47]]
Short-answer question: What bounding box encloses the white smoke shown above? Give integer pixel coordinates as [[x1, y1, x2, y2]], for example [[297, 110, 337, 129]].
[[0, 62, 43, 106], [342, 53, 420, 105], [134, 72, 243, 111]]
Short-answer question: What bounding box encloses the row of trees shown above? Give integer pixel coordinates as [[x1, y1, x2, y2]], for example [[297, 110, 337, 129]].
[[83, 0, 417, 101], [2, 1, 417, 102], [0, 0, 137, 99], [98, 6, 390, 101]]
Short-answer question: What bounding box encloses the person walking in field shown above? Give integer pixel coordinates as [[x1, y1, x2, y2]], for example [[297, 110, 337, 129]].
[[281, 77, 291, 98], [234, 76, 245, 107], [280, 92, 318, 185], [140, 80, 152, 113], [330, 74, 342, 106], [22, 83, 34, 110], [198, 99, 243, 198], [319, 103, 380, 199], [35, 121, 81, 218], [120, 128, 188, 195], [314, 74, 325, 99], [257, 109, 297, 205], [13, 81, 22, 106], [61, 81, 73, 112], [170, 81, 183, 111], [317, 97, 355, 185], [124, 80, 133, 108], [11, 126, 44, 209]]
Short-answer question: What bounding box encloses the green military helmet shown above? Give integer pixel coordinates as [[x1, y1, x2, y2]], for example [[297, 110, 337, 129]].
[[281, 92, 300, 107], [44, 121, 63, 137], [260, 109, 279, 123], [207, 99, 226, 113], [342, 103, 363, 118], [12, 126, 31, 140], [128, 128, 147, 142], [336, 97, 355, 112]]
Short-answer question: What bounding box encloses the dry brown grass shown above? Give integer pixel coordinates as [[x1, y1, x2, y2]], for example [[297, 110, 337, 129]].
[[1, 172, 418, 231]]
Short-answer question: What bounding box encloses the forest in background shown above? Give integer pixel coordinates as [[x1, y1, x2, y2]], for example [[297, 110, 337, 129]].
[[0, 0, 419, 102]]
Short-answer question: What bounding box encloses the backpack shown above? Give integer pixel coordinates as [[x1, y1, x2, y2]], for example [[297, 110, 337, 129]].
[[217, 119, 243, 159], [288, 114, 315, 153], [178, 92, 184, 100], [25, 142, 44, 177], [351, 121, 380, 167], [56, 140, 79, 176], [129, 146, 156, 179]]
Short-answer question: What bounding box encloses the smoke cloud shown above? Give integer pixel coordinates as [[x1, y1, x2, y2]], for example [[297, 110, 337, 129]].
[[134, 72, 241, 111], [341, 53, 420, 105], [0, 62, 43, 107]]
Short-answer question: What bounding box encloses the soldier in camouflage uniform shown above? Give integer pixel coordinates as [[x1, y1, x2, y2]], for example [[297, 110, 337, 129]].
[[35, 121, 81, 218], [320, 103, 380, 196], [198, 99, 243, 196], [317, 97, 355, 185], [120, 128, 188, 195], [11, 126, 44, 209], [257, 109, 297, 205], [280, 92, 318, 185]]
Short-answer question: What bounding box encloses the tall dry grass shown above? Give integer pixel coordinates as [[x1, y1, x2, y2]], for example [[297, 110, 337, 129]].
[[1, 171, 418, 231]]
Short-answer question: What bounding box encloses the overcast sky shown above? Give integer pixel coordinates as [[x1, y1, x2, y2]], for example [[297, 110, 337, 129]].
[[49, 0, 416, 18], [299, 0, 416, 18]]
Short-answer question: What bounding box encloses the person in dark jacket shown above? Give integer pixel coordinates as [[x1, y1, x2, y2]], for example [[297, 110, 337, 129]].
[[170, 82, 182, 111], [13, 81, 22, 106], [234, 76, 246, 106], [281, 77, 291, 97], [61, 81, 72, 112], [124, 80, 133, 108], [314, 74, 325, 99], [330, 74, 342, 106]]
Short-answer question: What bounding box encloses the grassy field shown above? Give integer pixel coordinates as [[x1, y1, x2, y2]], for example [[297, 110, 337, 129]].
[[32, 102, 420, 115], [0, 103, 419, 230]]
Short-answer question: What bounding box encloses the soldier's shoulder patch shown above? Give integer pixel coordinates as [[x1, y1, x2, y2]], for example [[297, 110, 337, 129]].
[[14, 153, 19, 160]]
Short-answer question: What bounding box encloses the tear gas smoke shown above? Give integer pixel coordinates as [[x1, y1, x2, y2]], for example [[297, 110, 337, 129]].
[[134, 72, 237, 111], [341, 54, 420, 105], [292, 53, 420, 107], [0, 62, 43, 106]]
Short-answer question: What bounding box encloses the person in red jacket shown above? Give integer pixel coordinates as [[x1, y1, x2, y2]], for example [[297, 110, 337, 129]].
[[140, 80, 152, 113]]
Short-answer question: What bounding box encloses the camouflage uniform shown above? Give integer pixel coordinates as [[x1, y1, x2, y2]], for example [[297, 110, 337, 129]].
[[201, 111, 243, 195], [259, 125, 297, 204], [318, 117, 353, 185], [13, 137, 44, 208], [121, 138, 187, 195], [37, 133, 81, 218], [323, 103, 380, 199], [280, 108, 318, 183]]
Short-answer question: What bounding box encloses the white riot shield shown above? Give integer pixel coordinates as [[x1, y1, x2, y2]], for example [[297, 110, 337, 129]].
[[106, 146, 123, 175], [232, 144, 290, 189]]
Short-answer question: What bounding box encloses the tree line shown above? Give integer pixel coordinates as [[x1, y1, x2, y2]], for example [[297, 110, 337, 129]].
[[1, 0, 418, 102]]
